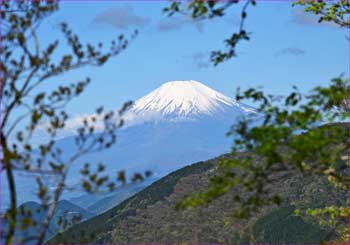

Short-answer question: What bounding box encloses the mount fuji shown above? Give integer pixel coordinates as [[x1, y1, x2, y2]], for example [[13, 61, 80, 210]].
[[2, 80, 256, 212], [125, 80, 255, 125], [83, 80, 256, 175]]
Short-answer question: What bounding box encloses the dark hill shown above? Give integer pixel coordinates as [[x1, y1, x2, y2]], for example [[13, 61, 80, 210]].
[[48, 152, 345, 244]]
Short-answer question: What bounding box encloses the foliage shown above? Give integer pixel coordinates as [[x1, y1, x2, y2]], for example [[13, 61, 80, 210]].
[[248, 205, 334, 243], [293, 0, 350, 28], [164, 0, 256, 65], [177, 77, 350, 242], [0, 1, 148, 244], [170, 0, 350, 243]]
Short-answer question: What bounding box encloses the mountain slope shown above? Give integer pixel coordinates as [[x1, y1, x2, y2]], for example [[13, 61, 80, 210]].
[[48, 154, 344, 244]]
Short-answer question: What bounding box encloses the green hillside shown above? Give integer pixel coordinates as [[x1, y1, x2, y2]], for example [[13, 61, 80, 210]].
[[48, 154, 344, 244]]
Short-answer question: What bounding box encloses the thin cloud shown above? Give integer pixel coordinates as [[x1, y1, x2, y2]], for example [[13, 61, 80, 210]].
[[274, 47, 306, 57], [157, 18, 186, 32], [192, 51, 210, 68], [34, 106, 134, 142], [92, 6, 151, 30], [182, 51, 211, 69], [35, 113, 104, 140], [156, 17, 204, 33]]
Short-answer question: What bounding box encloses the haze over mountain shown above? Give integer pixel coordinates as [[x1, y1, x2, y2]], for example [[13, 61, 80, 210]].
[[1, 80, 256, 211]]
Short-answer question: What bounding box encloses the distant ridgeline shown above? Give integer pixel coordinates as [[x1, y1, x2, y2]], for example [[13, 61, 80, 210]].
[[48, 152, 344, 244], [1, 200, 93, 244]]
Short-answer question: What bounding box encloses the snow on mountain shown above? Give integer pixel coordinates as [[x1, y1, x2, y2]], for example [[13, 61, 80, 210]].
[[125, 80, 256, 125]]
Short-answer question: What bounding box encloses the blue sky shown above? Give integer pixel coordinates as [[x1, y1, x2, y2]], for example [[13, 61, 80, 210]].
[[36, 1, 349, 116]]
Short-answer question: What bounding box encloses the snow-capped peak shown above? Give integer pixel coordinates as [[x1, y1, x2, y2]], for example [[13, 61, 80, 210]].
[[125, 80, 255, 125]]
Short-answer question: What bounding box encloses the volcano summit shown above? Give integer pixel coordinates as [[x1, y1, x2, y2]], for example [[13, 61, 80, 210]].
[[125, 80, 255, 125]]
